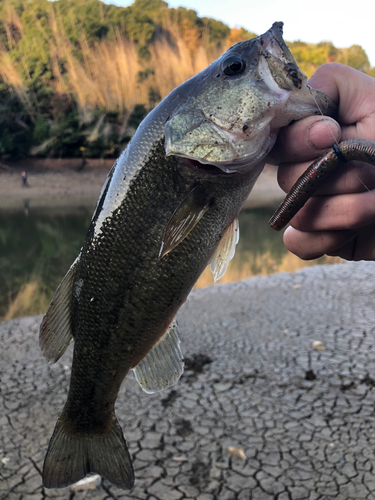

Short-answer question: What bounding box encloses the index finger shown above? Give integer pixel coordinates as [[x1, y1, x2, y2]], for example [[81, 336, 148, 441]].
[[309, 63, 375, 139]]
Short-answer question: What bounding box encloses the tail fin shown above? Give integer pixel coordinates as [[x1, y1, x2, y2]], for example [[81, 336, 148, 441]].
[[43, 416, 134, 490]]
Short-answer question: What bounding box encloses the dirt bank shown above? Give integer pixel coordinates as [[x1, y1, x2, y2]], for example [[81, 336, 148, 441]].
[[0, 162, 284, 211]]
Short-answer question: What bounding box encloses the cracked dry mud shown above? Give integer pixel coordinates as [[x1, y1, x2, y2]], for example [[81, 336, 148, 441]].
[[2, 261, 375, 500]]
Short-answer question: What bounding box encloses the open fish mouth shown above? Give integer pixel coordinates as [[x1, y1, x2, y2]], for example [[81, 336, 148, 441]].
[[165, 109, 276, 174], [175, 153, 246, 176]]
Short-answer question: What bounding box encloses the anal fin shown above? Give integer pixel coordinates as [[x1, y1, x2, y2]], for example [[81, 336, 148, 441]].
[[132, 320, 184, 393], [39, 257, 79, 364], [210, 217, 239, 282]]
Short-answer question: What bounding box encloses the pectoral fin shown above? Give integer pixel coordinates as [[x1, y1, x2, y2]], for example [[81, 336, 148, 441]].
[[39, 257, 79, 364], [132, 320, 184, 394], [159, 185, 210, 258], [209, 217, 239, 282]]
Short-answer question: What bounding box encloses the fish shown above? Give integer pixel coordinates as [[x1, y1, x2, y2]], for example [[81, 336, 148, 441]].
[[39, 22, 336, 490]]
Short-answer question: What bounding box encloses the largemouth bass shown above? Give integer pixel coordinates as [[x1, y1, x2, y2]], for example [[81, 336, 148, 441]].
[[39, 22, 336, 489]]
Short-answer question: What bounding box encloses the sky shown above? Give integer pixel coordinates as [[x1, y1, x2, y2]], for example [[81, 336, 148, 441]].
[[108, 0, 375, 67]]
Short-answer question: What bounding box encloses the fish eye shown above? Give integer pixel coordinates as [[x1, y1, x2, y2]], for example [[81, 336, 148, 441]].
[[222, 55, 246, 76]]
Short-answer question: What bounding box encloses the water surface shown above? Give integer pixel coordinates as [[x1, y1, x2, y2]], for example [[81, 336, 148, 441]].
[[0, 203, 341, 321]]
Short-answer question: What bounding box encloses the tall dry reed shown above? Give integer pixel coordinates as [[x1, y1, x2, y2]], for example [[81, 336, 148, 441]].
[[195, 252, 344, 288], [1, 2, 224, 117], [148, 23, 220, 98], [49, 23, 221, 113], [0, 2, 37, 115], [3, 281, 49, 321]]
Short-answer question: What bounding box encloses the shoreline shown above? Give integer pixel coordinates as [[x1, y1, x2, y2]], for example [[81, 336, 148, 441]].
[[0, 162, 285, 211], [0, 156, 115, 171]]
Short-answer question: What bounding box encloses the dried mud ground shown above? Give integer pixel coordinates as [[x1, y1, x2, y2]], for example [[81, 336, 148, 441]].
[[2, 261, 375, 500]]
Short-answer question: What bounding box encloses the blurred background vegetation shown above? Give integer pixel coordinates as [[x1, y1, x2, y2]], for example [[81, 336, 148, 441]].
[[1, 0, 374, 160]]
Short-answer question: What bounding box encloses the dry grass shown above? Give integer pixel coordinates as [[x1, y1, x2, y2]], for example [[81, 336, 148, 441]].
[[195, 252, 344, 288], [148, 30, 217, 98], [0, 3, 36, 115], [59, 27, 220, 112], [0, 5, 222, 117], [3, 254, 343, 320], [4, 281, 49, 321], [48, 5, 147, 112]]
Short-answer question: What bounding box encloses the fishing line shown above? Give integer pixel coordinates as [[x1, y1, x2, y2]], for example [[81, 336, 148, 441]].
[[354, 172, 371, 193], [308, 87, 340, 147]]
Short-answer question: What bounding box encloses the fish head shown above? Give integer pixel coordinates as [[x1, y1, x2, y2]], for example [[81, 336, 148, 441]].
[[165, 22, 337, 173]]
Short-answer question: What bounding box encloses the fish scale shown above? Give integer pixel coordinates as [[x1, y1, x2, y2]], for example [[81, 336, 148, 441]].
[[50, 137, 259, 475]]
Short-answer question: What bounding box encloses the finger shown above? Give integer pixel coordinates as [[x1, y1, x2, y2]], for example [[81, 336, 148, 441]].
[[283, 226, 359, 260], [277, 159, 375, 195], [328, 223, 375, 261], [269, 116, 341, 164], [309, 64, 375, 139], [288, 190, 375, 232]]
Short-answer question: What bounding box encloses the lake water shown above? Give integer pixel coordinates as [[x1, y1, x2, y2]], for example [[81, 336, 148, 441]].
[[0, 202, 342, 321]]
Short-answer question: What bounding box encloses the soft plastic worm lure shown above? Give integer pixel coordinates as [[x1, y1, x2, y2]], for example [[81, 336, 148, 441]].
[[269, 139, 375, 231]]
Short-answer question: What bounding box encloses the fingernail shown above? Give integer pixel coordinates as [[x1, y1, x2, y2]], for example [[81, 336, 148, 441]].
[[307, 118, 341, 150]]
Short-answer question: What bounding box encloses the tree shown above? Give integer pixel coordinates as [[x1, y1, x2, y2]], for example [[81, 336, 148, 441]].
[[337, 44, 370, 73]]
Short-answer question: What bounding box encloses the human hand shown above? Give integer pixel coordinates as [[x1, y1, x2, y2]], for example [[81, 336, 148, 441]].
[[271, 63, 375, 261]]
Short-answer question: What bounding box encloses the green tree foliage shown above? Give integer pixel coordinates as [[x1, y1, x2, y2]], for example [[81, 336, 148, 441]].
[[0, 0, 373, 159], [0, 81, 33, 156], [337, 44, 370, 73]]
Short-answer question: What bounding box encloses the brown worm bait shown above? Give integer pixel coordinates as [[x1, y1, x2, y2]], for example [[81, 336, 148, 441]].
[[269, 139, 375, 231]]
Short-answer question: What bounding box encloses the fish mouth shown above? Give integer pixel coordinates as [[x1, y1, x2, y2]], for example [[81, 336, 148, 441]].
[[176, 156, 237, 176], [165, 114, 276, 175]]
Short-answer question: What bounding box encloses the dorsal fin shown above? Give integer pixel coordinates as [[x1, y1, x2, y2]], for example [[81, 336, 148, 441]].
[[159, 185, 210, 258], [132, 320, 184, 393], [39, 258, 78, 363], [209, 217, 239, 282]]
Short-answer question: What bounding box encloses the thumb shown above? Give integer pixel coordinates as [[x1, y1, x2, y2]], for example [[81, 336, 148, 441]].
[[269, 115, 341, 164], [309, 63, 375, 131]]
